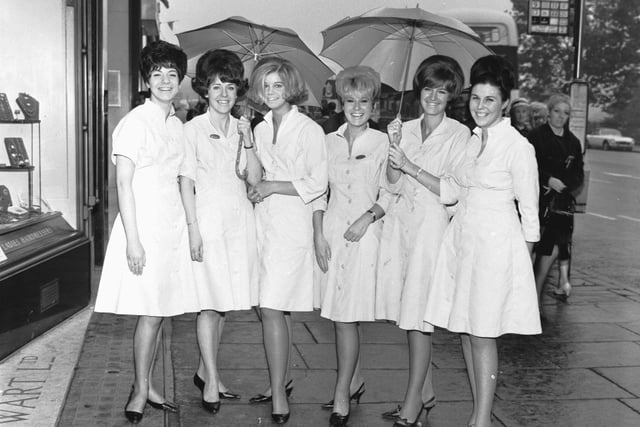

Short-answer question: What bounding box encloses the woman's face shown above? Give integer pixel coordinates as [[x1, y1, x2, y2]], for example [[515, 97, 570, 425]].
[[531, 110, 548, 128], [420, 86, 451, 117], [207, 77, 237, 116], [342, 90, 374, 129], [513, 106, 530, 126], [147, 67, 180, 106], [469, 83, 508, 129], [262, 72, 288, 112], [548, 102, 571, 130]]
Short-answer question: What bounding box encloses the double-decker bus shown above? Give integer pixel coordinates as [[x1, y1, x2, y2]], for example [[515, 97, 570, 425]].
[[443, 8, 519, 81]]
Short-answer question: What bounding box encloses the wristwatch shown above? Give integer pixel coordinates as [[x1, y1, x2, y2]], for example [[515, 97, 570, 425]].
[[366, 209, 376, 222]]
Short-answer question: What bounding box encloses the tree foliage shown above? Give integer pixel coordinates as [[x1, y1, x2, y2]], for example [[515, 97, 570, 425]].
[[510, 0, 640, 135]]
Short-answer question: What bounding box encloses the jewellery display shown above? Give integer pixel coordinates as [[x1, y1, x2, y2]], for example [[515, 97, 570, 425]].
[[0, 94, 14, 122], [15, 93, 39, 122], [4, 137, 30, 167]]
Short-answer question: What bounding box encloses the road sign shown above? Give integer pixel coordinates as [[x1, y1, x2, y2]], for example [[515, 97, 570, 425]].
[[528, 0, 576, 36]]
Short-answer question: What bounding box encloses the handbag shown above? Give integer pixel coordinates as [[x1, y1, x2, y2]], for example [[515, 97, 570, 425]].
[[548, 191, 576, 216]]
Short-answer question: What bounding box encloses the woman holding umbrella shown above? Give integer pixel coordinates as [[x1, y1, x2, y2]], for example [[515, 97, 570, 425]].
[[180, 49, 261, 414], [246, 56, 328, 424], [312, 66, 391, 427], [377, 55, 470, 427], [418, 55, 541, 427]]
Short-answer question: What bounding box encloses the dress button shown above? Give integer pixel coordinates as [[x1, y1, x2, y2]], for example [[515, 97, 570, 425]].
[[346, 220, 351, 225], [346, 170, 350, 175], [345, 242, 350, 247], [340, 264, 345, 269], [348, 199, 352, 204], [347, 184, 351, 189]]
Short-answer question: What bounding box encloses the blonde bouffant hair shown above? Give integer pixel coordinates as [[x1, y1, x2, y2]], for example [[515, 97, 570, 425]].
[[247, 56, 308, 106], [335, 66, 381, 101]]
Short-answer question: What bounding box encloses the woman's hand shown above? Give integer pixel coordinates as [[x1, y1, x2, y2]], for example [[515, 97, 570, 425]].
[[344, 214, 372, 242], [187, 224, 203, 262], [389, 143, 410, 171], [387, 118, 402, 146], [314, 232, 331, 273], [548, 177, 567, 192], [247, 181, 273, 203], [237, 116, 253, 146], [126, 240, 146, 275]]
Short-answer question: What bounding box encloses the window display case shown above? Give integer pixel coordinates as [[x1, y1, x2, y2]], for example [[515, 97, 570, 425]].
[[0, 0, 99, 360]]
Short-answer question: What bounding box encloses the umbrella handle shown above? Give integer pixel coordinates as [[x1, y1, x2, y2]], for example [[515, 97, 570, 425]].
[[235, 133, 248, 181]]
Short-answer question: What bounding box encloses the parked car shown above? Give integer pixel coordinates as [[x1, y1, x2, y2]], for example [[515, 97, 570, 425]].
[[586, 128, 635, 151]]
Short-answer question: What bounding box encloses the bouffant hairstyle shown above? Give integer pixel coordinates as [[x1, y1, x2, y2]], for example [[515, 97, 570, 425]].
[[547, 93, 572, 113], [469, 55, 516, 102], [191, 49, 247, 98], [140, 40, 187, 83], [335, 66, 381, 101], [413, 55, 465, 99], [247, 57, 308, 106], [530, 101, 549, 116]]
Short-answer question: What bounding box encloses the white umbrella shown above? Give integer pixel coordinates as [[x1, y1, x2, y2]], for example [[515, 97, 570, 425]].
[[177, 16, 333, 107], [320, 6, 493, 113]]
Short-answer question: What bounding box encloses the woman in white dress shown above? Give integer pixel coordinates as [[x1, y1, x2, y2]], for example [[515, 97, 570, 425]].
[[180, 49, 261, 414], [416, 55, 542, 427], [245, 57, 328, 424], [94, 41, 197, 424], [312, 66, 390, 427], [377, 56, 470, 427]]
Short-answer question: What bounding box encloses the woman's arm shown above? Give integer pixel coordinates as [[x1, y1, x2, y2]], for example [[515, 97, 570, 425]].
[[389, 143, 442, 196], [312, 209, 330, 272], [178, 176, 203, 262], [238, 116, 263, 186], [115, 155, 145, 275]]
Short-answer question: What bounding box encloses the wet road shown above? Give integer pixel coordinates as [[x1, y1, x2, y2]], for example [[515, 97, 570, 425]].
[[573, 149, 640, 290]]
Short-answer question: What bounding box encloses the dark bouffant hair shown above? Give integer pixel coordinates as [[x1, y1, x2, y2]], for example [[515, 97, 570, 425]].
[[413, 55, 464, 99], [191, 49, 247, 98], [470, 55, 516, 101], [247, 56, 308, 106], [140, 40, 187, 83]]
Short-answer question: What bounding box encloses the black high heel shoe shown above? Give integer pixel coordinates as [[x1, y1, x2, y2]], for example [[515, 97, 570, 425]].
[[201, 398, 221, 414], [193, 373, 241, 400], [329, 411, 350, 427], [321, 382, 365, 409], [271, 412, 290, 424], [393, 403, 426, 427], [381, 396, 436, 420], [124, 388, 144, 424], [147, 399, 179, 413], [249, 379, 294, 404]]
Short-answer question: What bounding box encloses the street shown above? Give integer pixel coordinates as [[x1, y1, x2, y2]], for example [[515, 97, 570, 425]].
[[573, 149, 640, 290]]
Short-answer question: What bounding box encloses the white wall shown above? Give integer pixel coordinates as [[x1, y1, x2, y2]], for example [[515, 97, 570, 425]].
[[0, 0, 78, 226]]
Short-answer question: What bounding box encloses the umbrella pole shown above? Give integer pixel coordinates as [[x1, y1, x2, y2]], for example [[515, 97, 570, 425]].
[[397, 22, 417, 119]]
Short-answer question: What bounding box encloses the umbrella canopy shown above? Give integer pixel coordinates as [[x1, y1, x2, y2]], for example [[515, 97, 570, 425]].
[[320, 6, 493, 93], [176, 16, 333, 107]]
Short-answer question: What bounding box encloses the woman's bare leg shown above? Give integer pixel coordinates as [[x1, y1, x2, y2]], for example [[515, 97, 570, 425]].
[[534, 245, 559, 303], [399, 330, 433, 421], [461, 333, 477, 426], [261, 308, 290, 415], [333, 322, 359, 416], [470, 335, 498, 427], [196, 310, 223, 402], [127, 316, 163, 412]]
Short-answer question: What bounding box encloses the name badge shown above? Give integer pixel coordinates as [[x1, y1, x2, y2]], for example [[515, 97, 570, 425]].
[[355, 154, 366, 160], [210, 134, 220, 139]]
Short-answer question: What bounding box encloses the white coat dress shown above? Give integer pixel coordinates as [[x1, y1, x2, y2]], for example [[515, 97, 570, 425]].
[[423, 118, 542, 337], [182, 113, 258, 311], [375, 116, 469, 332], [253, 106, 328, 311], [313, 124, 391, 322], [95, 101, 199, 317]]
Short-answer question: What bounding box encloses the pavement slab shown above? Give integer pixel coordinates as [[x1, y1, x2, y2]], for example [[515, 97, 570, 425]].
[[595, 367, 640, 396]]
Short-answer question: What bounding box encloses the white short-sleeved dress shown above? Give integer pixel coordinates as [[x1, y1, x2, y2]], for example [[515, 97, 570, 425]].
[[423, 118, 542, 337], [182, 113, 258, 311], [95, 101, 199, 317], [313, 124, 390, 322], [375, 116, 469, 332], [253, 106, 328, 312]]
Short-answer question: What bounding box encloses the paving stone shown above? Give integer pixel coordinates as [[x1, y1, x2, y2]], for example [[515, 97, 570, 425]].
[[497, 367, 633, 400], [541, 322, 640, 343], [495, 398, 640, 427], [595, 367, 640, 396], [545, 341, 640, 368]]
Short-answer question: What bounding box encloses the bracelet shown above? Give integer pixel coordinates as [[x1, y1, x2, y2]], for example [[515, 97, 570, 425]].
[[366, 209, 376, 222], [244, 144, 254, 149], [187, 219, 197, 226], [415, 167, 424, 179]]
